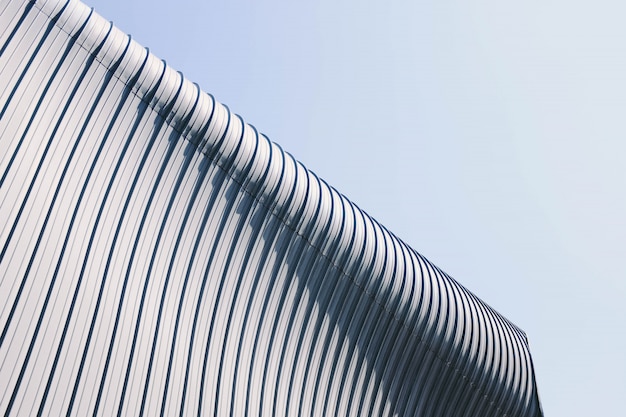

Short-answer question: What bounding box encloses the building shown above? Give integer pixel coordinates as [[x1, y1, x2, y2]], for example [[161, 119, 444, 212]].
[[0, 0, 542, 415]]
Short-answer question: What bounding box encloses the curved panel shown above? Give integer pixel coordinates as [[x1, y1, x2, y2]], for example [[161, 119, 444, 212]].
[[0, 1, 543, 416]]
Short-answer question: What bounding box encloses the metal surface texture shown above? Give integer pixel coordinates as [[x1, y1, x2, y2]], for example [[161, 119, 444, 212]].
[[0, 0, 542, 415]]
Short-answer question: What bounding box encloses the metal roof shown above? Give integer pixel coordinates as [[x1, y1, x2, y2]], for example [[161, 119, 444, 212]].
[[0, 1, 542, 415]]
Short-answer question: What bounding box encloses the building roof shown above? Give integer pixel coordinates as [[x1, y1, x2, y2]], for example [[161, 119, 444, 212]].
[[0, 0, 542, 415]]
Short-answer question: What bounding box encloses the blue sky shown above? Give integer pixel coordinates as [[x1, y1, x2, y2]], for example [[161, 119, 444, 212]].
[[87, 1, 626, 415]]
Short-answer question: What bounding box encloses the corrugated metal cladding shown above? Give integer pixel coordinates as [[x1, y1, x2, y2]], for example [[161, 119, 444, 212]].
[[0, 0, 543, 416]]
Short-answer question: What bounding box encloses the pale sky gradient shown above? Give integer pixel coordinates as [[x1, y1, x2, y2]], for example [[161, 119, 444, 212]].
[[87, 1, 626, 415]]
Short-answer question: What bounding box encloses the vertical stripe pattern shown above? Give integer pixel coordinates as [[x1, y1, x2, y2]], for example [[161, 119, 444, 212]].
[[0, 1, 543, 416]]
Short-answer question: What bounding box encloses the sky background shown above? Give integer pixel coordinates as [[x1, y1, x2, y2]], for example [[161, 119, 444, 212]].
[[86, 1, 625, 415]]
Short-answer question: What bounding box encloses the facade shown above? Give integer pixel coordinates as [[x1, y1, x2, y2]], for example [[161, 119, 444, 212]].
[[0, 0, 542, 416]]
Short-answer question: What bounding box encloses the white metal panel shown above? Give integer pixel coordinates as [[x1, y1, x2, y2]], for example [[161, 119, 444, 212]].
[[0, 1, 543, 416]]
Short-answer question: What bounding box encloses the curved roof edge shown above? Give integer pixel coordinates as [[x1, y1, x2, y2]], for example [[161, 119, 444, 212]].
[[2, 1, 543, 415]]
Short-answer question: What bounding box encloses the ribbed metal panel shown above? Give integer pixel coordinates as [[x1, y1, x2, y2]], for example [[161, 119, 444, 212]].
[[0, 1, 543, 416]]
